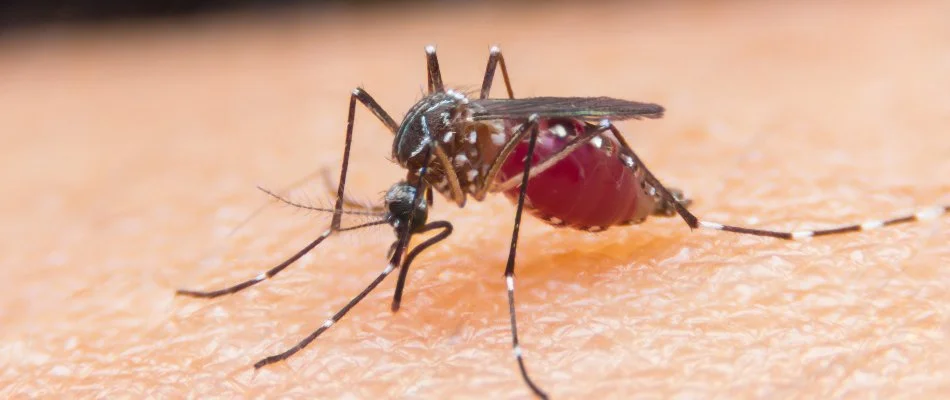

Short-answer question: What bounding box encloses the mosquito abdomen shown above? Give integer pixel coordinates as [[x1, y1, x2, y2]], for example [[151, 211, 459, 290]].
[[497, 118, 659, 232]]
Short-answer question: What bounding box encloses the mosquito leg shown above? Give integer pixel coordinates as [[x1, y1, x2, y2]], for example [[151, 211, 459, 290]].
[[606, 122, 949, 239], [391, 220, 453, 312], [425, 45, 445, 93], [500, 115, 549, 399], [176, 88, 397, 297], [480, 45, 515, 99], [256, 147, 436, 369], [254, 253, 400, 368]]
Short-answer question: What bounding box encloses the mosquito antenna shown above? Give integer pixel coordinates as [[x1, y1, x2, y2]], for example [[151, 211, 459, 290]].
[[321, 167, 385, 212], [257, 186, 386, 218], [223, 169, 325, 238]]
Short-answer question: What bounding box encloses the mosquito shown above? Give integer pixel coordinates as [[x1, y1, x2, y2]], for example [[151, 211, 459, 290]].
[[177, 45, 948, 399]]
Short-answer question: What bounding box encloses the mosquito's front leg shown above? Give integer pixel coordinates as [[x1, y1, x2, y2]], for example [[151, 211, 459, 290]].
[[255, 147, 436, 369], [175, 88, 398, 298]]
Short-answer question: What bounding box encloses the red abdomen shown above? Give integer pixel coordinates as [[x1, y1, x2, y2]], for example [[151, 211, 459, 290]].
[[497, 118, 655, 231]]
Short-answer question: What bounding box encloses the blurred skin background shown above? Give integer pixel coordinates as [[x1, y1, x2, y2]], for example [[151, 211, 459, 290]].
[[1, 0, 949, 398]]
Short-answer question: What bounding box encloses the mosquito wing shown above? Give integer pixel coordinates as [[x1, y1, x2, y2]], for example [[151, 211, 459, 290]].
[[470, 96, 664, 122]]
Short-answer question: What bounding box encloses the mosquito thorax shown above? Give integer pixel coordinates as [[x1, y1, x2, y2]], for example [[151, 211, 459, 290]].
[[393, 90, 470, 170], [392, 89, 509, 207], [384, 181, 429, 233]]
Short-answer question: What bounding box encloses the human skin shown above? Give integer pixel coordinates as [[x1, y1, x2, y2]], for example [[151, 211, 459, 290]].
[[1, 1, 949, 398]]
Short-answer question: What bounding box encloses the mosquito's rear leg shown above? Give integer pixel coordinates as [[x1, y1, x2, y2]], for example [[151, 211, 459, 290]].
[[606, 121, 947, 239]]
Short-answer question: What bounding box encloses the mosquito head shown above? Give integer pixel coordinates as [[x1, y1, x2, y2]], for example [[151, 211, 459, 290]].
[[385, 181, 429, 233]]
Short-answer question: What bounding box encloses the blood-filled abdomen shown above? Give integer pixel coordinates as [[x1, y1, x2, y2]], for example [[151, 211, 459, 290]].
[[496, 118, 657, 231]]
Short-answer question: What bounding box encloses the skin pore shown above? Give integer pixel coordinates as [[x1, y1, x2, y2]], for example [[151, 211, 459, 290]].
[[2, 2, 948, 398]]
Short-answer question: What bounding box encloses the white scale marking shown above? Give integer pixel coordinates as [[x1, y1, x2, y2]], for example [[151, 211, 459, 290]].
[[590, 136, 604, 148], [860, 220, 884, 230], [506, 276, 515, 291], [916, 206, 943, 220], [410, 116, 433, 157], [467, 130, 477, 143], [322, 319, 334, 328], [466, 169, 479, 181], [621, 154, 635, 168], [491, 132, 506, 146], [792, 231, 814, 240], [383, 263, 395, 274], [699, 221, 724, 230], [550, 124, 568, 138], [454, 154, 468, 166], [254, 273, 266, 282], [513, 345, 523, 358], [424, 99, 453, 113], [443, 131, 454, 143]]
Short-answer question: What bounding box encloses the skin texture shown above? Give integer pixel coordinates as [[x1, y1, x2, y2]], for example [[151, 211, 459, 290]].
[[2, 1, 949, 398]]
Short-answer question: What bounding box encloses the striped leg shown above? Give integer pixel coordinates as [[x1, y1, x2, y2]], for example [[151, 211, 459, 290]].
[[253, 259, 399, 368], [503, 115, 549, 399], [256, 147, 435, 368], [605, 121, 948, 239], [696, 206, 948, 239], [176, 88, 397, 298]]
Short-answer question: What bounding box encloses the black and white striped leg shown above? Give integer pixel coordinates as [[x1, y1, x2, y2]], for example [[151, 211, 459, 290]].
[[503, 115, 549, 399], [425, 45, 445, 93], [177, 222, 386, 299], [256, 147, 436, 369], [253, 257, 399, 369], [176, 88, 397, 297], [605, 121, 949, 240], [480, 45, 515, 99]]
